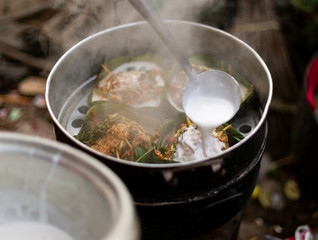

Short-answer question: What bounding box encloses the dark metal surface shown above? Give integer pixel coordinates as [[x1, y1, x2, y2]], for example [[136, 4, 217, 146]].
[[136, 131, 266, 240], [52, 118, 267, 239], [53, 120, 266, 204]]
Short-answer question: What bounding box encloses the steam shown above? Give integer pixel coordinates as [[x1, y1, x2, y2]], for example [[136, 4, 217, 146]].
[[42, 0, 213, 60], [46, 0, 231, 141]]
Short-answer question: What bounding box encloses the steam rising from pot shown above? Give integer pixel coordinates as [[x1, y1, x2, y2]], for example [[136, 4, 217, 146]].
[[44, 0, 229, 111], [42, 0, 219, 60]]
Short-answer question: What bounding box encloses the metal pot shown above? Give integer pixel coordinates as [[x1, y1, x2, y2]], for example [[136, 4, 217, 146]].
[[0, 132, 138, 240], [46, 21, 272, 238]]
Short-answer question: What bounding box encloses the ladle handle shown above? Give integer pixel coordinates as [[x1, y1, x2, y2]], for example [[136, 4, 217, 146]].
[[128, 0, 197, 81]]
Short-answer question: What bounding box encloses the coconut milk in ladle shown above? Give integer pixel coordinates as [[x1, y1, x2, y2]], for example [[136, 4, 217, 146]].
[[128, 0, 241, 157], [182, 70, 241, 156]]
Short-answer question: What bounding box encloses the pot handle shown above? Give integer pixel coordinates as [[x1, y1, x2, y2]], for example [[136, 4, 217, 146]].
[[160, 158, 224, 185]]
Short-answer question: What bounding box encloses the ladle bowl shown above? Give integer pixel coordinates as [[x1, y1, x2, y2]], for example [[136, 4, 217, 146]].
[[182, 70, 242, 123]]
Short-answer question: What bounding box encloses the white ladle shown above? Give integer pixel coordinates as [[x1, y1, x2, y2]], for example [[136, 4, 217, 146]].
[[128, 0, 242, 156]]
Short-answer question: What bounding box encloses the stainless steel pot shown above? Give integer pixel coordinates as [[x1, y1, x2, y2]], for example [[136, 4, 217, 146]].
[[46, 21, 272, 239], [0, 132, 138, 240]]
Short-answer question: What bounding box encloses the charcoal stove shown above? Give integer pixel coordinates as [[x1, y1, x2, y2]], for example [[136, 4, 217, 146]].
[[46, 21, 272, 239]]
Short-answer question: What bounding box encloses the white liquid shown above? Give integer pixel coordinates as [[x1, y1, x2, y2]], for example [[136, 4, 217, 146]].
[[184, 95, 235, 156], [185, 96, 235, 128], [0, 221, 73, 240], [173, 125, 225, 162], [0, 153, 90, 240]]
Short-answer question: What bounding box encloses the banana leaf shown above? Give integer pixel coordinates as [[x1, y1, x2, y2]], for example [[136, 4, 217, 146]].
[[223, 123, 244, 144], [77, 100, 179, 143], [134, 146, 179, 163], [90, 54, 167, 103], [241, 84, 254, 105], [97, 54, 166, 80], [189, 55, 220, 68], [156, 115, 186, 148]]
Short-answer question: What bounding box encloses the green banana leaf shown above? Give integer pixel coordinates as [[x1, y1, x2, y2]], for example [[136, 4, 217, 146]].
[[76, 100, 184, 163], [77, 100, 180, 143], [134, 146, 179, 163], [90, 54, 166, 103], [223, 123, 244, 144]]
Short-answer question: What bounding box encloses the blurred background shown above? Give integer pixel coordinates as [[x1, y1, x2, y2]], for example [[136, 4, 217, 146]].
[[0, 0, 318, 239]]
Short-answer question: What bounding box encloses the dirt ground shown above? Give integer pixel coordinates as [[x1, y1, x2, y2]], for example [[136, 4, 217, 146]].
[[1, 0, 318, 239]]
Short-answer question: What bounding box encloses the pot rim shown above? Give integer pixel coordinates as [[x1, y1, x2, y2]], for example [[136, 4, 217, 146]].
[[46, 20, 273, 170], [0, 131, 138, 240]]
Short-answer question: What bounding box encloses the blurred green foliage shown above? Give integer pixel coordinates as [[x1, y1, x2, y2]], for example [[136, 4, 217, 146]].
[[289, 0, 318, 12]]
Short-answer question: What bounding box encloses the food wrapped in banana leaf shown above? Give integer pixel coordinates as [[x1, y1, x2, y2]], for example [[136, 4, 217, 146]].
[[153, 118, 244, 163], [77, 102, 244, 163], [77, 54, 248, 163], [90, 54, 166, 108]]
